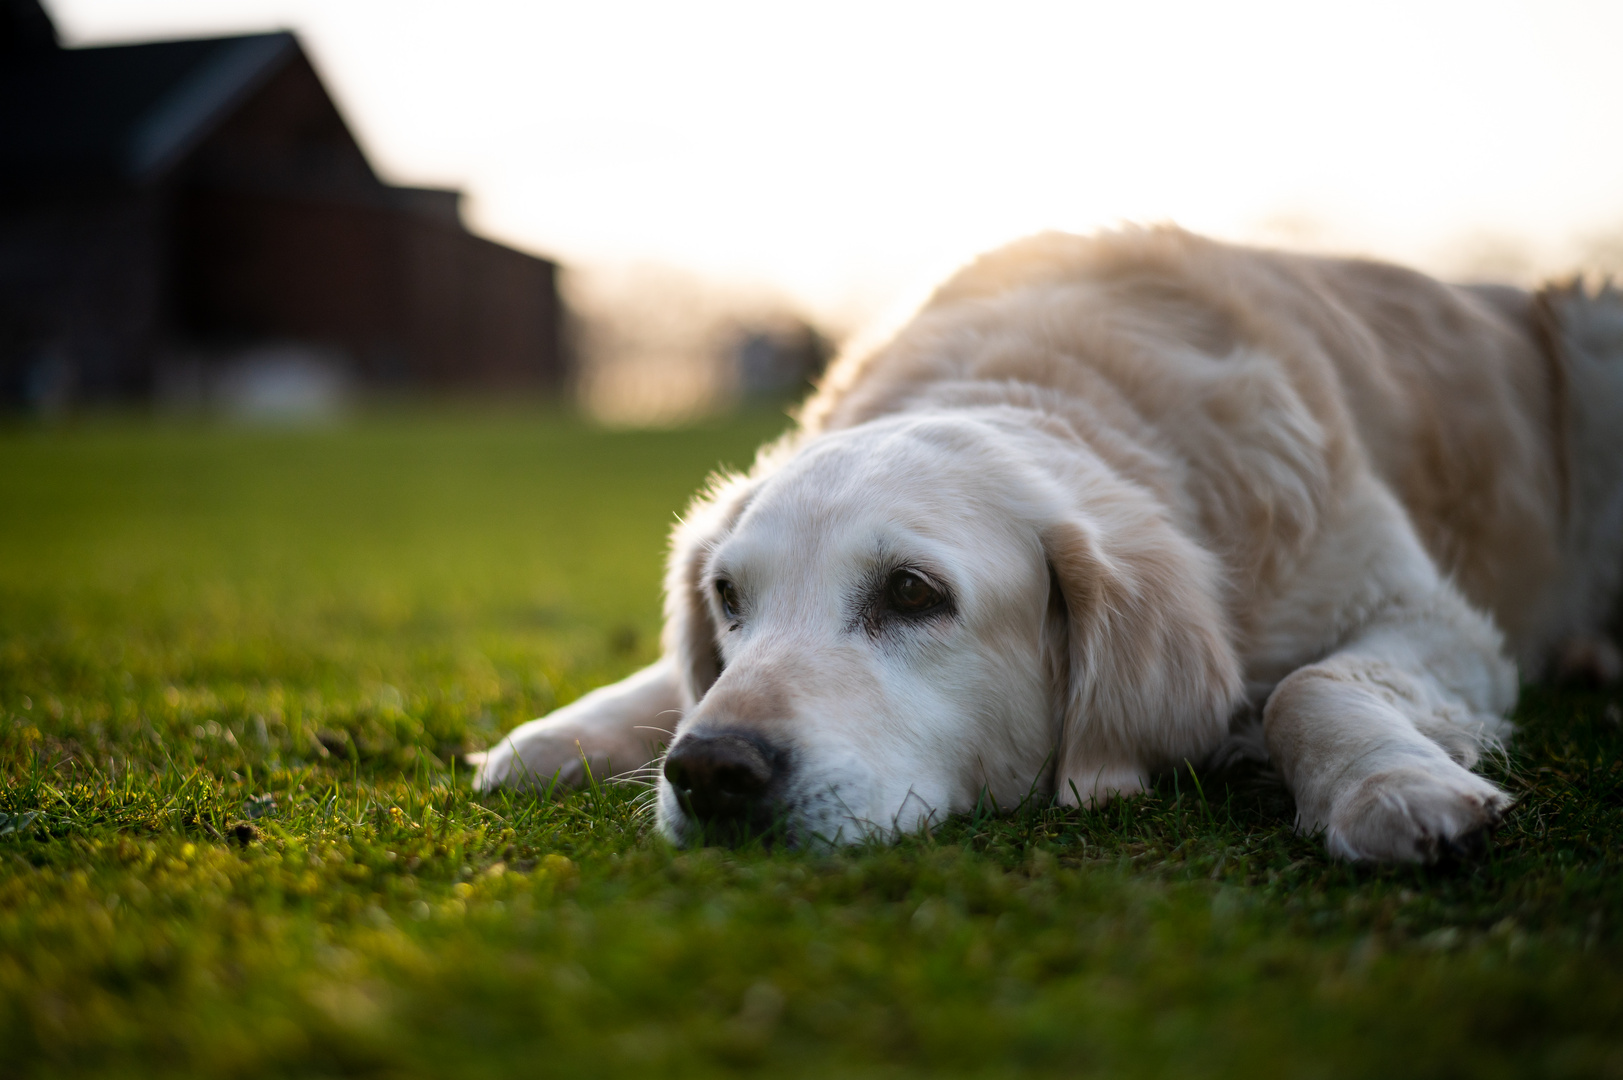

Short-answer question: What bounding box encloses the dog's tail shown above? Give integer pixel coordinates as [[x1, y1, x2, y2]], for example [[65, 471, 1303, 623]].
[[1541, 277, 1623, 368], [1540, 277, 1623, 499], [1538, 278, 1623, 655]]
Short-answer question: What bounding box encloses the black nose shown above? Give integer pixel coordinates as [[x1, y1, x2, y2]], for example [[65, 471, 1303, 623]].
[[663, 731, 782, 843]]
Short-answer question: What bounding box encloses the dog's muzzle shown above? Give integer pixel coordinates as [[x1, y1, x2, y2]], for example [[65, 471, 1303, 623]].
[[662, 730, 786, 845]]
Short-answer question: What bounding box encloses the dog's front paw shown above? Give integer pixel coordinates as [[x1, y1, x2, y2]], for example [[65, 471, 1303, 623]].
[[1322, 764, 1512, 863], [472, 724, 592, 792]]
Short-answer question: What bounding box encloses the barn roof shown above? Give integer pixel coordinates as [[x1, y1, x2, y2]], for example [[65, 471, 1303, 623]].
[[1, 32, 300, 192], [0, 3, 305, 193]]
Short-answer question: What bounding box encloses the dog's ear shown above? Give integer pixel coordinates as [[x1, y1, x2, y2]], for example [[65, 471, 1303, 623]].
[[663, 472, 759, 708], [1043, 507, 1241, 805]]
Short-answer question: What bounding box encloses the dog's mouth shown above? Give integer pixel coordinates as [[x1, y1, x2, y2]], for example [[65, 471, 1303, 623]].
[[666, 798, 800, 849]]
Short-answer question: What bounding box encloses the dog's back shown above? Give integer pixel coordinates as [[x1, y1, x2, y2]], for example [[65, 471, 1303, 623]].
[[804, 227, 1623, 677]]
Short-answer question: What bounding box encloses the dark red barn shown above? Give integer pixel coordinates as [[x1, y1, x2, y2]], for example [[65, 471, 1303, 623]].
[[0, 0, 565, 408]]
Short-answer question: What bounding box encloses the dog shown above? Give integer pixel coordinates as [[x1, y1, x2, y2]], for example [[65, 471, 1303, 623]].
[[473, 226, 1623, 862]]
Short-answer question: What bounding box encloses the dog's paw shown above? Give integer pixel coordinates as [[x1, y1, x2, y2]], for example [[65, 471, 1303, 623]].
[[1056, 760, 1149, 809], [1322, 764, 1512, 863], [471, 724, 591, 793]]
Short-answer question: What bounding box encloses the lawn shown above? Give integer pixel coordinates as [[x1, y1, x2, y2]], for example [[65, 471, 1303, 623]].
[[1, 407, 1620, 1079]]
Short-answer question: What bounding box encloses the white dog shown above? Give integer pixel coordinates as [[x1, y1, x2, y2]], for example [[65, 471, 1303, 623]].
[[474, 227, 1623, 862]]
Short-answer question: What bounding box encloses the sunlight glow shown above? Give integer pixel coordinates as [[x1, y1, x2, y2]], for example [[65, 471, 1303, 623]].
[[50, 0, 1623, 325]]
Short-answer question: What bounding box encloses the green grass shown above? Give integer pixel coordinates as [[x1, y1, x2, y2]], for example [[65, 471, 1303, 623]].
[[2, 408, 1621, 1079]]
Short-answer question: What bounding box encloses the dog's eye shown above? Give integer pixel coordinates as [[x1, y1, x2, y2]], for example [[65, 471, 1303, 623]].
[[715, 580, 741, 620], [886, 569, 943, 614]]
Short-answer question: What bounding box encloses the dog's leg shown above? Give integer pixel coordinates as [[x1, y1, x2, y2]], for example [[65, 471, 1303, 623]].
[[471, 658, 682, 792], [1264, 588, 1517, 862]]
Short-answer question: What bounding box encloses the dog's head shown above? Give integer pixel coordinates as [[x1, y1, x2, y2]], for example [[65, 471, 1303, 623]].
[[656, 410, 1240, 846]]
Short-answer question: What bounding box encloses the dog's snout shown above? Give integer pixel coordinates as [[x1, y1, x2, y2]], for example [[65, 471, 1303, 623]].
[[663, 732, 782, 841]]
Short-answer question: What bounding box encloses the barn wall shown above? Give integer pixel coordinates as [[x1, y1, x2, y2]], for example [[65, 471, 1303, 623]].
[[174, 188, 563, 390], [0, 190, 168, 405]]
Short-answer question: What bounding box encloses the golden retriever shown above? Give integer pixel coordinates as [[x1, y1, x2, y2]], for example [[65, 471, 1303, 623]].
[[473, 227, 1623, 862]]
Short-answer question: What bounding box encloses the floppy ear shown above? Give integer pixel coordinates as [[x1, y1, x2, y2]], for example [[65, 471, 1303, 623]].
[[662, 472, 759, 708], [1044, 507, 1242, 805]]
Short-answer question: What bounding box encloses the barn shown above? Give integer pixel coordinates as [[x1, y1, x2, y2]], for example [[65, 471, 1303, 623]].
[[0, 0, 565, 410]]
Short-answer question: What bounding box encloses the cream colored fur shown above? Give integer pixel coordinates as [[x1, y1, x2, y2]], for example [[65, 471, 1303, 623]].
[[474, 227, 1623, 863]]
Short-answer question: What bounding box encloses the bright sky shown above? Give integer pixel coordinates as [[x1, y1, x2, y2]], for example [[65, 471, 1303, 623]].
[[50, 0, 1623, 326]]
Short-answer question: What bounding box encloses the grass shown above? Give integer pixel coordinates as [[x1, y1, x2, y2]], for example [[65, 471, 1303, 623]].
[[2, 406, 1621, 1079]]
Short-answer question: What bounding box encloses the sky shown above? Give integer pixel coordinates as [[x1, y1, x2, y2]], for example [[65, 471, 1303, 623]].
[[48, 0, 1623, 327]]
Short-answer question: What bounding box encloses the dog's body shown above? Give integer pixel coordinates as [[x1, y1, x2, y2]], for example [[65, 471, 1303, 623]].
[[476, 228, 1623, 861]]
